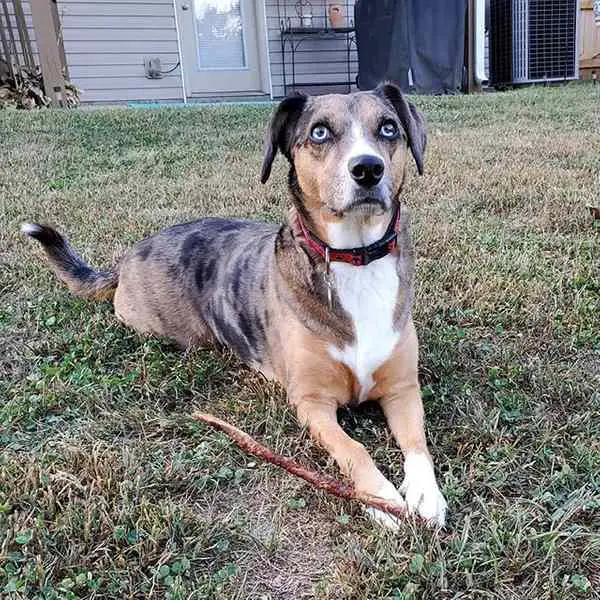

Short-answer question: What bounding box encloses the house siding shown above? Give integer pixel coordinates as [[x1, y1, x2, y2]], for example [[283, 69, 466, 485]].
[[57, 0, 183, 103], [6, 0, 359, 102], [264, 0, 358, 98], [6, 1, 487, 104]]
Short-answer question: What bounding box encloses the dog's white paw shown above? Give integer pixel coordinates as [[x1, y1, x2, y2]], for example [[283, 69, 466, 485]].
[[400, 452, 447, 527], [364, 479, 406, 531]]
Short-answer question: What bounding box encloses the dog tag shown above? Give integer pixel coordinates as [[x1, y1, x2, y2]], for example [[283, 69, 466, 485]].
[[325, 247, 333, 309]]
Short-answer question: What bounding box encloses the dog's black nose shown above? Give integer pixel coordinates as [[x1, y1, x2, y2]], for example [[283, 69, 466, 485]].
[[348, 155, 385, 187]]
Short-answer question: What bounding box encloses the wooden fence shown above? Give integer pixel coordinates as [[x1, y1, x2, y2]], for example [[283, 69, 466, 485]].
[[0, 0, 68, 106]]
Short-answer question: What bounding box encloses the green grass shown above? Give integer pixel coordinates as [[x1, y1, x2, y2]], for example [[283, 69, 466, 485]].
[[1, 84, 599, 599]]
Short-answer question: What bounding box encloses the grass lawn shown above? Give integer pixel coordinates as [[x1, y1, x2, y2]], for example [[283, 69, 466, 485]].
[[1, 84, 599, 599]]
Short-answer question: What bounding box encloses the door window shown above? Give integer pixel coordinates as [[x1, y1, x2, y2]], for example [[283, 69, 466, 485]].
[[194, 0, 247, 70]]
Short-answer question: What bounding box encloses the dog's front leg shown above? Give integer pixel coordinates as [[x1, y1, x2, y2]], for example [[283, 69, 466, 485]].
[[375, 322, 447, 527], [380, 389, 447, 527], [293, 396, 406, 530]]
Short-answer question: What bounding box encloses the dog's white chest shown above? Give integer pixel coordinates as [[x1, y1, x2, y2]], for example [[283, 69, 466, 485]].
[[328, 255, 400, 401]]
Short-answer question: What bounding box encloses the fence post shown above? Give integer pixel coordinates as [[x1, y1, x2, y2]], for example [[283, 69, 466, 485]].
[[49, 0, 69, 79], [30, 0, 66, 106], [465, 0, 482, 93]]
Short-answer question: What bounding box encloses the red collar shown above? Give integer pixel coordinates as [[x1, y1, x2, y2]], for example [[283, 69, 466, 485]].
[[296, 205, 401, 267]]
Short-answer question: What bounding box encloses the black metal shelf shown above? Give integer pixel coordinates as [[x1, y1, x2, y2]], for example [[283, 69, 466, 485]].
[[277, 1, 355, 96], [281, 26, 355, 35]]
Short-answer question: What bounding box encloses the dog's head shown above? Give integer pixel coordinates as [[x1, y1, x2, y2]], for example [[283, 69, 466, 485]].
[[260, 82, 426, 220]]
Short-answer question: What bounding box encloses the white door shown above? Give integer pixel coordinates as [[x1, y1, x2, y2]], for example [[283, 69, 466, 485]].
[[178, 0, 262, 95]]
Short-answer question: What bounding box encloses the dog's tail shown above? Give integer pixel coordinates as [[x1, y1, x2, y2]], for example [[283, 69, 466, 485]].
[[21, 223, 119, 301]]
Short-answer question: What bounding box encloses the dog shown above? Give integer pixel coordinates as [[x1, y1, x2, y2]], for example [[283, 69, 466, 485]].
[[22, 82, 447, 528]]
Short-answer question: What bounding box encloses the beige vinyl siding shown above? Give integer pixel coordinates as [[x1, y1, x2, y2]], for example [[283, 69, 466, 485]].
[[264, 0, 358, 98], [6, 1, 360, 103], [57, 0, 183, 103]]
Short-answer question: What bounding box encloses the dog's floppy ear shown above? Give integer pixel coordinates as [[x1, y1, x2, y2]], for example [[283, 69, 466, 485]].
[[375, 82, 427, 175], [260, 93, 308, 184]]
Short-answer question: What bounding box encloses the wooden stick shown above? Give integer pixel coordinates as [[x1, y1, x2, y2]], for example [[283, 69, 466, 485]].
[[193, 411, 412, 522]]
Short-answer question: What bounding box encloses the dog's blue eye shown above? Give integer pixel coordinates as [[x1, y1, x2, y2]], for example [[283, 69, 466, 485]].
[[310, 125, 330, 143], [380, 121, 398, 139]]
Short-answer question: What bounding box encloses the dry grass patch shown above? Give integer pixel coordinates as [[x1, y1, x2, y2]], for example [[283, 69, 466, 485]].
[[1, 84, 599, 599]]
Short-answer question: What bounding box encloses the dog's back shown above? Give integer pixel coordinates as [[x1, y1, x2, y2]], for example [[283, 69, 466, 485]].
[[116, 218, 279, 359], [23, 218, 280, 361]]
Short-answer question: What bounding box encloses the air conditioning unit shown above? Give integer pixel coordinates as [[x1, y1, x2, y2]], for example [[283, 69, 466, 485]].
[[489, 0, 578, 85]]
